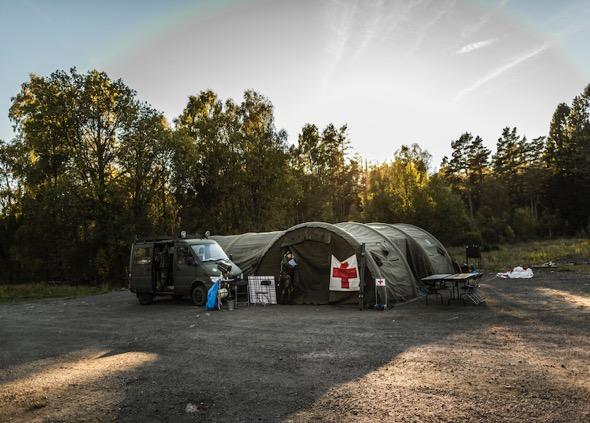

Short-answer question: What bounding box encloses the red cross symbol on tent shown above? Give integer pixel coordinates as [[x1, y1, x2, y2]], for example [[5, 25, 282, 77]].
[[332, 261, 358, 289]]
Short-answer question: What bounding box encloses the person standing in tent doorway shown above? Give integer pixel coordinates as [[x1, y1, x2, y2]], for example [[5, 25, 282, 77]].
[[278, 248, 297, 304]]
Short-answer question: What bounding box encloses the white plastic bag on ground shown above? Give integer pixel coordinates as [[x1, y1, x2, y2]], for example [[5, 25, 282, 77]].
[[497, 266, 534, 279]]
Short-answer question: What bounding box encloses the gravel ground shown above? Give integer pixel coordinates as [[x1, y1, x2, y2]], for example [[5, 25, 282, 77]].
[[1, 271, 589, 422]]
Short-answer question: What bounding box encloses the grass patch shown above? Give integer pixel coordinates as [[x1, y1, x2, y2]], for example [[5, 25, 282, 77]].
[[0, 283, 110, 303], [448, 238, 590, 273]]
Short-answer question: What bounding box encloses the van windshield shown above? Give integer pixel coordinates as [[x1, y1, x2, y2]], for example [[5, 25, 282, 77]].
[[190, 243, 229, 262]]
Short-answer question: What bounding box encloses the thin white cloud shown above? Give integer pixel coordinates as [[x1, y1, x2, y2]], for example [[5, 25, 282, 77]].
[[456, 38, 497, 55], [461, 0, 508, 39], [321, 0, 359, 94], [351, 0, 384, 61], [461, 14, 490, 39], [412, 0, 456, 53], [351, 0, 421, 61], [452, 43, 550, 103]]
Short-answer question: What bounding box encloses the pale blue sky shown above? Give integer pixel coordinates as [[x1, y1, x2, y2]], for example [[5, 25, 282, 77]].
[[1, 0, 589, 164]]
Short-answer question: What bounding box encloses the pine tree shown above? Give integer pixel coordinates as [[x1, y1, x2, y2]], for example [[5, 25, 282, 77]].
[[493, 127, 521, 177], [543, 84, 590, 233], [545, 103, 570, 172], [443, 132, 489, 217]]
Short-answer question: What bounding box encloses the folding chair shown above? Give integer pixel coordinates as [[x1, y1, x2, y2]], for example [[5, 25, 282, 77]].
[[460, 274, 485, 305], [423, 281, 445, 305], [233, 279, 249, 308]]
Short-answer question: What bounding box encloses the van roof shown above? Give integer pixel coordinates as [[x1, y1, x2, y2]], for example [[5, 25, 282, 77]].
[[133, 238, 217, 244]]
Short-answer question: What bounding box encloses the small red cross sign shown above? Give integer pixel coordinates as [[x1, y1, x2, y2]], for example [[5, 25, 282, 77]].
[[332, 261, 358, 289]]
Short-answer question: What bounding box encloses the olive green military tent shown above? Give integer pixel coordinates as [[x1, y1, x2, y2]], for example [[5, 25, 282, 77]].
[[367, 223, 455, 278], [212, 222, 454, 305], [212, 231, 283, 276]]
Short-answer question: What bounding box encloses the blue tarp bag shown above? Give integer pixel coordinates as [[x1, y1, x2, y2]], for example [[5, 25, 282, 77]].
[[205, 280, 220, 310]]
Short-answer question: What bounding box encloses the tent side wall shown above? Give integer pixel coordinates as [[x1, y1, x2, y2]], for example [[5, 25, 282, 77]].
[[367, 223, 435, 279], [335, 222, 418, 302], [391, 224, 455, 274], [211, 231, 283, 276]]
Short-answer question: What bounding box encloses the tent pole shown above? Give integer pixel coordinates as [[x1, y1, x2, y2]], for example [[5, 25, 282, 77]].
[[359, 243, 365, 311]]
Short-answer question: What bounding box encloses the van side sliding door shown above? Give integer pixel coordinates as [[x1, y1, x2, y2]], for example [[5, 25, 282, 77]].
[[174, 244, 196, 295]]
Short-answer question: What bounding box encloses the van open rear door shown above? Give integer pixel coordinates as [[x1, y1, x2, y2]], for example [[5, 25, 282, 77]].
[[130, 243, 154, 293]]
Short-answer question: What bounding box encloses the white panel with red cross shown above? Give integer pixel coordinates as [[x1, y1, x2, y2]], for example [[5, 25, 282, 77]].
[[329, 254, 360, 291]]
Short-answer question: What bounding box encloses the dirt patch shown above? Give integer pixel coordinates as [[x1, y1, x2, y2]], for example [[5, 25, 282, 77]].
[[1, 271, 589, 422]]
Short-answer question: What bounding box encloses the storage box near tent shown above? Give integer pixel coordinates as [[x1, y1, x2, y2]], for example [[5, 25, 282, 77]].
[[212, 222, 454, 305]]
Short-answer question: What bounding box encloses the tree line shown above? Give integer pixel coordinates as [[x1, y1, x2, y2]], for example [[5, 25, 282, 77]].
[[0, 68, 588, 284]]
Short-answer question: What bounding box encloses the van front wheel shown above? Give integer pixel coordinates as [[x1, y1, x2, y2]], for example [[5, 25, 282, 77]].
[[191, 284, 207, 306], [137, 293, 154, 305]]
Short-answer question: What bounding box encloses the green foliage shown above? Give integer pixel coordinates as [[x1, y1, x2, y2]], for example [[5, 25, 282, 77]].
[[441, 132, 490, 217], [544, 84, 590, 231], [421, 175, 472, 245], [4, 69, 175, 283], [0, 68, 588, 285], [363, 144, 431, 223], [511, 208, 537, 241], [290, 123, 361, 223], [361, 145, 471, 245], [174, 90, 291, 233], [440, 89, 590, 245]]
